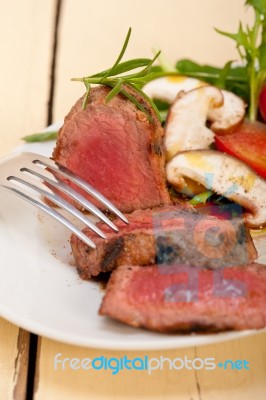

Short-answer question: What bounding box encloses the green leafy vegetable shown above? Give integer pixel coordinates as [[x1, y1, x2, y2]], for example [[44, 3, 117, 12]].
[[152, 0, 266, 120], [23, 2, 266, 142], [189, 191, 214, 205], [71, 28, 162, 123], [174, 59, 249, 101], [22, 131, 58, 142], [215, 0, 266, 120]]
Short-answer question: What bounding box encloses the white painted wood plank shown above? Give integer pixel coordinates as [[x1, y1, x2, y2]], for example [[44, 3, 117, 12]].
[[0, 1, 55, 398], [53, 0, 252, 120], [35, 333, 266, 400], [0, 319, 30, 400], [0, 0, 55, 157]]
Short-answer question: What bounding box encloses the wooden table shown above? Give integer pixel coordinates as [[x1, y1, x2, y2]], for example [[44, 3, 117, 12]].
[[0, 1, 265, 398]]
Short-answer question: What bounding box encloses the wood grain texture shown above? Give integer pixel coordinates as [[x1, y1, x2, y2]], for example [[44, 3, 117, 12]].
[[0, 0, 266, 399], [12, 329, 31, 400], [0, 319, 30, 400], [35, 1, 266, 399], [35, 332, 266, 400], [0, 1, 55, 399], [0, 0, 55, 157], [34, 338, 199, 400], [195, 333, 266, 400]]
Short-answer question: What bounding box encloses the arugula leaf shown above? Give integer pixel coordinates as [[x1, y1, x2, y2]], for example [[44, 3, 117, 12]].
[[245, 0, 266, 14], [258, 3, 266, 96], [174, 59, 249, 101], [216, 61, 234, 89], [175, 59, 223, 83], [216, 1, 266, 120], [215, 23, 251, 61], [189, 191, 214, 205], [154, 2, 265, 120]]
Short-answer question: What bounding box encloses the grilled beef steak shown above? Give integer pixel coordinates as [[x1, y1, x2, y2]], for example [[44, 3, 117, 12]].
[[99, 263, 266, 332], [71, 205, 257, 279], [52, 85, 170, 213]]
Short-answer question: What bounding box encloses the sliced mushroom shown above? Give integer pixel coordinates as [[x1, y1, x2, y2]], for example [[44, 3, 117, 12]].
[[164, 86, 224, 160], [142, 76, 206, 104], [166, 149, 266, 228], [208, 90, 246, 132], [164, 86, 246, 160]]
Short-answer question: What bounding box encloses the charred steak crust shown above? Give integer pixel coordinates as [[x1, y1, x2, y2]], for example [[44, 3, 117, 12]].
[[100, 237, 125, 273], [73, 231, 156, 280], [99, 263, 266, 332], [71, 205, 257, 280], [52, 85, 171, 213]]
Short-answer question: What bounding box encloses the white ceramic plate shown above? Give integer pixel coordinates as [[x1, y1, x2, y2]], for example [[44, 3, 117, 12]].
[[0, 128, 265, 350]]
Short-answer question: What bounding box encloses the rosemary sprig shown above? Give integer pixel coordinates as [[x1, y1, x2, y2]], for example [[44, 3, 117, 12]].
[[71, 28, 162, 123]]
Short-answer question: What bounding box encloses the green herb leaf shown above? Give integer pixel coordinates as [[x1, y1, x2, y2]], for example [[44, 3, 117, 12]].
[[215, 23, 251, 60], [22, 131, 58, 142], [174, 58, 249, 100], [189, 191, 214, 205], [82, 81, 91, 110], [127, 51, 161, 79], [175, 59, 247, 83], [216, 60, 234, 89], [258, 5, 266, 81], [89, 58, 153, 78], [105, 79, 123, 102], [72, 28, 161, 122], [103, 27, 132, 80], [215, 2, 266, 120], [119, 85, 154, 122], [245, 0, 266, 14], [132, 84, 162, 122]]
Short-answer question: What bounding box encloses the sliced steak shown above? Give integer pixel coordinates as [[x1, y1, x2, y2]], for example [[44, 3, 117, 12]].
[[52, 85, 170, 213], [99, 263, 266, 332], [71, 205, 257, 279]]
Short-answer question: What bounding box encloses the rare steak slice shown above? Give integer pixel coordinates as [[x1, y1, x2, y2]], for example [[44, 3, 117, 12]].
[[52, 85, 170, 213], [71, 205, 257, 279], [99, 263, 266, 332]]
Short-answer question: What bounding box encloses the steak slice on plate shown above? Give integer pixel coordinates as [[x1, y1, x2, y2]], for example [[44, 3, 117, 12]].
[[71, 205, 257, 279], [99, 263, 266, 332], [52, 85, 171, 213]]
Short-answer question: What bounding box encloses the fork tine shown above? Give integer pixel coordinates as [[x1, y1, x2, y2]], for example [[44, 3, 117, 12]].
[[2, 185, 97, 248], [20, 167, 119, 232], [8, 176, 107, 239], [0, 151, 129, 247], [31, 155, 129, 224]]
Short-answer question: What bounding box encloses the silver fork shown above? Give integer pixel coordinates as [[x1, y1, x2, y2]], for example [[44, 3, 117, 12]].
[[0, 152, 128, 248]]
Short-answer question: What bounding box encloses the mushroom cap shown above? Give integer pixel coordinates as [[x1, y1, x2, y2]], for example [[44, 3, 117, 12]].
[[164, 86, 223, 160], [208, 90, 246, 132], [166, 149, 266, 228], [142, 76, 206, 104], [164, 85, 246, 160]]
